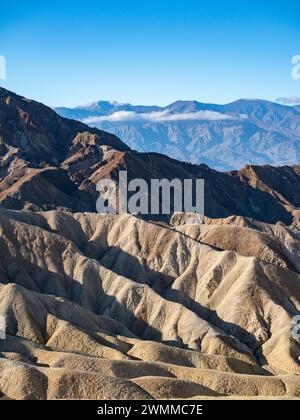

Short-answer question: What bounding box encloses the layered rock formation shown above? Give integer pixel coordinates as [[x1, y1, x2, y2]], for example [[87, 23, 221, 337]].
[[0, 88, 299, 399], [0, 209, 299, 399]]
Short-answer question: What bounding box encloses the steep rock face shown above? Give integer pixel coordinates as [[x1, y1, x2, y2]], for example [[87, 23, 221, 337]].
[[230, 165, 300, 206], [0, 89, 129, 212], [0, 88, 129, 164]]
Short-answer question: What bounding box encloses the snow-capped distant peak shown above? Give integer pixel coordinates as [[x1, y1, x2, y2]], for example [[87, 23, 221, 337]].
[[75, 100, 130, 112]]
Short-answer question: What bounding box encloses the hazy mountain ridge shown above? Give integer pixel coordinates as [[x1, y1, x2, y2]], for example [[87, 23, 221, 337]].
[[56, 99, 300, 171], [0, 88, 300, 400], [1, 88, 300, 226]]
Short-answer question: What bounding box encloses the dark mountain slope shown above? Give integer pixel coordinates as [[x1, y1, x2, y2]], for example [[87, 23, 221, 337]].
[[0, 88, 298, 225]]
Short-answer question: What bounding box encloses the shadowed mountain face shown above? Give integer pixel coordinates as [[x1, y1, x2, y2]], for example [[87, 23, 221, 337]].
[[0, 88, 129, 212], [1, 88, 300, 225], [0, 89, 300, 400], [56, 99, 300, 171], [0, 89, 130, 164]]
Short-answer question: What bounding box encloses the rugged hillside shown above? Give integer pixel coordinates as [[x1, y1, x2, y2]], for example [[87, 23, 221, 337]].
[[0, 89, 300, 400], [56, 98, 300, 171], [0, 88, 129, 211], [1, 89, 300, 225], [80, 151, 300, 225], [0, 208, 300, 400], [0, 89, 129, 164]]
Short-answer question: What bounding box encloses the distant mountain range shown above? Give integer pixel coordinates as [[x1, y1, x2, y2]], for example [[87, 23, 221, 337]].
[[56, 99, 300, 171], [1, 87, 300, 227], [1, 88, 300, 400]]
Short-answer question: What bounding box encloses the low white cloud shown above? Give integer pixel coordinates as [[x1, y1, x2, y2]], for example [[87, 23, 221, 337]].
[[276, 96, 300, 105], [83, 110, 236, 124]]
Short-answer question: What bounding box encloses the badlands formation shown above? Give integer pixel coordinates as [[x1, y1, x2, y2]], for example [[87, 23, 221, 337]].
[[0, 88, 299, 399], [0, 209, 299, 399]]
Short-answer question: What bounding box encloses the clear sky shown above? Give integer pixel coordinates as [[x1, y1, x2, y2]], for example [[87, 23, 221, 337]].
[[0, 0, 300, 107]]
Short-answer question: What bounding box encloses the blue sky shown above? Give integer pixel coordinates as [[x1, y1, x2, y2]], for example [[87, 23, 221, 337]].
[[0, 0, 300, 107]]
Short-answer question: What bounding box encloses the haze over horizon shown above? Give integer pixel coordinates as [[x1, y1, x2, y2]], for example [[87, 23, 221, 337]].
[[0, 0, 300, 107]]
